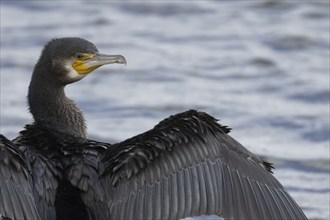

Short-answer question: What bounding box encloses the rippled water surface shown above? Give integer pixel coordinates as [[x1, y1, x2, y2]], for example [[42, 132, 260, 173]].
[[1, 1, 329, 219]]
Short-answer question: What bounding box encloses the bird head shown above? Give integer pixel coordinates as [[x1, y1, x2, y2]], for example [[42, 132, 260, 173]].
[[38, 37, 126, 85]]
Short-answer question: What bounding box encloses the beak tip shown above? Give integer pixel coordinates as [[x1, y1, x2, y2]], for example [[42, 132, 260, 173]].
[[118, 55, 127, 65]]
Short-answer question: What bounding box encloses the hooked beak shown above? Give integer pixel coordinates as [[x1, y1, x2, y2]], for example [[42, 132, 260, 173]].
[[72, 53, 126, 75]]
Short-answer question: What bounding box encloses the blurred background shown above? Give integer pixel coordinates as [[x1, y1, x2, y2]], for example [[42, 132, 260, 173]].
[[0, 1, 329, 219]]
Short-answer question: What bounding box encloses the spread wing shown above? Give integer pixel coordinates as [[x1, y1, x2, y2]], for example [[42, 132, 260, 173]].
[[0, 134, 41, 220], [12, 125, 64, 220], [98, 110, 307, 220]]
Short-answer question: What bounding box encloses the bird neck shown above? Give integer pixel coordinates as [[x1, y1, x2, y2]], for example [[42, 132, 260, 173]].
[[28, 65, 87, 139]]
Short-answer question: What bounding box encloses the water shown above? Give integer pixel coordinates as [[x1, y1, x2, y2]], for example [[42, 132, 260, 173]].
[[1, 1, 329, 219]]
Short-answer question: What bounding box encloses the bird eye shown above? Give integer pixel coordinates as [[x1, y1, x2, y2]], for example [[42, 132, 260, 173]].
[[75, 53, 85, 59]]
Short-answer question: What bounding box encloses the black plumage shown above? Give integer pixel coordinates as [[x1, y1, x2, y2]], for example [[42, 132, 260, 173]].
[[0, 37, 307, 220]]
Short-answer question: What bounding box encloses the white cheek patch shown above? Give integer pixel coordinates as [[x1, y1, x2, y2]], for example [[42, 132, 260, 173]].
[[64, 61, 86, 82]]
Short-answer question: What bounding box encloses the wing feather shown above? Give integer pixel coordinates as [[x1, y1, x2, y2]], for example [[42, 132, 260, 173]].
[[0, 134, 41, 220], [98, 110, 306, 219]]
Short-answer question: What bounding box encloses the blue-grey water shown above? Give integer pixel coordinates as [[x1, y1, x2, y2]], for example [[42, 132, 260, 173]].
[[0, 1, 329, 219]]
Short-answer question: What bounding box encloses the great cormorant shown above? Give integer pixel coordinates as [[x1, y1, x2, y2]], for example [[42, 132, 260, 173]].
[[0, 37, 307, 220]]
